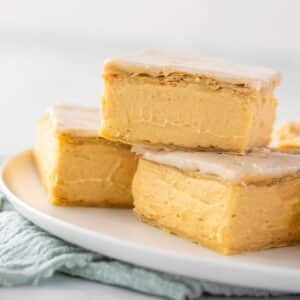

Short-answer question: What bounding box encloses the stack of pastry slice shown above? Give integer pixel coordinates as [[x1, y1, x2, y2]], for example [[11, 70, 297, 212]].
[[101, 50, 300, 254], [35, 50, 300, 255], [34, 103, 137, 207], [276, 122, 300, 149]]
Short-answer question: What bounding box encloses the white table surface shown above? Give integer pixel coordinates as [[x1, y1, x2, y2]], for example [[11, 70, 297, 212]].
[[1, 33, 300, 299]]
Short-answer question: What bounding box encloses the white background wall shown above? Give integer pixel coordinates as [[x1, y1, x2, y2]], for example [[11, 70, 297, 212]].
[[1, 0, 300, 154]]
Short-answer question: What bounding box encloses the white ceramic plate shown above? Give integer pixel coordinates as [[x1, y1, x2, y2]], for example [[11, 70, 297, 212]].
[[1, 150, 300, 292]]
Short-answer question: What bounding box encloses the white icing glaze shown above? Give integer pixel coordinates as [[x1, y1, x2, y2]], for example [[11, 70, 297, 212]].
[[105, 50, 281, 92], [133, 146, 300, 182], [48, 103, 100, 136]]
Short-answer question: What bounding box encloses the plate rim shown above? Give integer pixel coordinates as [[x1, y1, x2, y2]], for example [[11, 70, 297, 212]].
[[2, 150, 300, 292]]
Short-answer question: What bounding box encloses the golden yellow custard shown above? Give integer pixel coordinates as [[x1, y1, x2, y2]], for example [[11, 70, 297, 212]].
[[132, 147, 300, 254], [101, 50, 281, 153], [34, 103, 137, 207]]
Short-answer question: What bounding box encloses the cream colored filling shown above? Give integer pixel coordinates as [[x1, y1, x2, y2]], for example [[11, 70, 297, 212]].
[[101, 74, 277, 152]]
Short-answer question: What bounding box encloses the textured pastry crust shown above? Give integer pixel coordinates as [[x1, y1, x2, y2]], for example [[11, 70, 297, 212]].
[[34, 114, 137, 207], [132, 159, 300, 254], [104, 50, 281, 94], [132, 146, 300, 184], [101, 52, 279, 153]]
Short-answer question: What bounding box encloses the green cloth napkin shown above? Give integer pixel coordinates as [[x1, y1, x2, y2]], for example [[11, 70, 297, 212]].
[[0, 193, 289, 299]]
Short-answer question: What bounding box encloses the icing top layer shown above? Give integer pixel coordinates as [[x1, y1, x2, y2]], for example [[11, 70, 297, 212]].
[[48, 103, 100, 137], [104, 50, 281, 92], [133, 146, 300, 183]]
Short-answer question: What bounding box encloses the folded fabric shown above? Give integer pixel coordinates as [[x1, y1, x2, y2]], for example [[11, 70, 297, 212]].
[[0, 193, 289, 299]]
